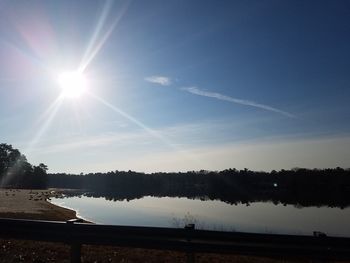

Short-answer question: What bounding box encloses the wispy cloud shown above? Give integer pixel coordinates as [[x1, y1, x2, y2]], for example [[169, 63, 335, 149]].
[[145, 76, 171, 86], [182, 87, 295, 118]]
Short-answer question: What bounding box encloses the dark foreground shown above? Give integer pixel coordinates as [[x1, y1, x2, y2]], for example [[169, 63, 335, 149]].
[[1, 219, 350, 263], [0, 239, 349, 263], [0, 239, 305, 263]]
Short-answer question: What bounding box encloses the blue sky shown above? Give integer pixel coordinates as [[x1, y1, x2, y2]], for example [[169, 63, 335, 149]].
[[0, 0, 349, 173]]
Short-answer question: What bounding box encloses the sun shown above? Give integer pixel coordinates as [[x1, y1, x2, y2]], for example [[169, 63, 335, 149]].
[[58, 71, 88, 98]]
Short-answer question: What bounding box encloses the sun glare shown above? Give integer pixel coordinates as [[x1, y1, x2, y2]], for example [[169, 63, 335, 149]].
[[58, 71, 87, 98]]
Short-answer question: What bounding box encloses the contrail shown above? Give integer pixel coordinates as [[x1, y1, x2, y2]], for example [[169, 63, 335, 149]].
[[182, 86, 295, 118]]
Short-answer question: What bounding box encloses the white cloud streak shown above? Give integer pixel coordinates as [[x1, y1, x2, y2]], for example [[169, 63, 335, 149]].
[[182, 86, 295, 118], [145, 76, 171, 86]]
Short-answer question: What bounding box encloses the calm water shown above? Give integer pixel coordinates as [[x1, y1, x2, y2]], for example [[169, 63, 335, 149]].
[[51, 196, 350, 237]]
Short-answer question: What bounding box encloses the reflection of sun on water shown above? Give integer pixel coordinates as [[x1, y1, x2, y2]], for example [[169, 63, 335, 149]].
[[58, 71, 87, 98]]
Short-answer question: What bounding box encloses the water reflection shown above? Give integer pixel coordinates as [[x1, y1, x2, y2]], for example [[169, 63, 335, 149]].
[[51, 196, 350, 237]]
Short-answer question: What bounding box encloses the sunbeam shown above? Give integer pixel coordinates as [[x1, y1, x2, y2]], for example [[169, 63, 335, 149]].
[[0, 160, 23, 187], [87, 91, 199, 162], [79, 0, 113, 71], [34, 95, 65, 126], [78, 0, 130, 73], [25, 95, 64, 154], [88, 92, 174, 147]]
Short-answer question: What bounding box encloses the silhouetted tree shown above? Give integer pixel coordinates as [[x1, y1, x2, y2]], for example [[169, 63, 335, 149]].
[[0, 143, 48, 189]]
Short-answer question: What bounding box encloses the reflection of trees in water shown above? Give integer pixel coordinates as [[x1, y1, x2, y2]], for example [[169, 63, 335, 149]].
[[49, 167, 350, 209]]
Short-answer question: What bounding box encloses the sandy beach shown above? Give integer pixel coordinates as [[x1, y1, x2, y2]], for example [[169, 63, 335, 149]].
[[0, 189, 77, 221]]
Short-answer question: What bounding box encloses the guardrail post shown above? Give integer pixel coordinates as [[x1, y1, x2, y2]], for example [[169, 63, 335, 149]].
[[70, 243, 81, 263], [67, 219, 84, 263], [185, 224, 195, 263]]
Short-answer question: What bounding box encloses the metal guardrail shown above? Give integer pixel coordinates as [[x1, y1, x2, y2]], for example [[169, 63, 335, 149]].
[[0, 218, 350, 263]]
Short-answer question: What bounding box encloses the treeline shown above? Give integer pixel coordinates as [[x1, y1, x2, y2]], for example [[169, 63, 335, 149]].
[[49, 168, 350, 208], [2, 143, 350, 208], [0, 143, 48, 189]]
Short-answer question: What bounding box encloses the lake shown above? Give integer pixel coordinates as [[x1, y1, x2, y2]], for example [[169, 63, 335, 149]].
[[50, 196, 350, 237]]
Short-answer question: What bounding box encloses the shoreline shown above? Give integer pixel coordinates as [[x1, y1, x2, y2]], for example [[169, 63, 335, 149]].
[[49, 197, 92, 223]]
